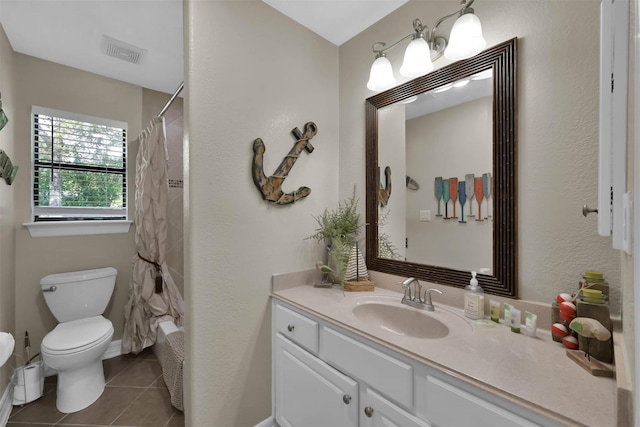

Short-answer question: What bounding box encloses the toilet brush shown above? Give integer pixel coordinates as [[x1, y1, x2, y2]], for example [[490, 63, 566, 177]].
[[24, 331, 30, 366]]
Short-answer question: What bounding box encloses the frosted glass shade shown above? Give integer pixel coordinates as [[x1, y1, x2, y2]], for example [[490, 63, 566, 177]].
[[399, 37, 434, 78], [444, 12, 486, 61], [367, 56, 397, 91]]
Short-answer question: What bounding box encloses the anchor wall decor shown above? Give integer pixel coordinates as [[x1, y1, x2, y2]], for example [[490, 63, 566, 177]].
[[378, 166, 392, 208], [252, 121, 317, 205]]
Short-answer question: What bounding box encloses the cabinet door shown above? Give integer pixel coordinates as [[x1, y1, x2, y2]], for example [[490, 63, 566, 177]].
[[361, 388, 430, 427], [275, 333, 358, 427], [425, 376, 539, 427]]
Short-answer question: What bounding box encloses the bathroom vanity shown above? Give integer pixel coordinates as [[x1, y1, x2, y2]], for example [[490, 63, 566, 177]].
[[271, 282, 618, 427]]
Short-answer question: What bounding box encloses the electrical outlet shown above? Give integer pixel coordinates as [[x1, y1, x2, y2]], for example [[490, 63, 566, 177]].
[[419, 210, 431, 222]]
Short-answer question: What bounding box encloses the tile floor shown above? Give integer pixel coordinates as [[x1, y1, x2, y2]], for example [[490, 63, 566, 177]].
[[7, 348, 184, 427]]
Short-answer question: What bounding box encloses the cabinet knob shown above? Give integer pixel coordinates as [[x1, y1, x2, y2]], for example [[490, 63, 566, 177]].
[[287, 324, 295, 332], [364, 406, 374, 417], [342, 394, 351, 404]]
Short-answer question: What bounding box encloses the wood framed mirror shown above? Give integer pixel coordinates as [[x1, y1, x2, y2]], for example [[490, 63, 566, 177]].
[[365, 37, 517, 297]]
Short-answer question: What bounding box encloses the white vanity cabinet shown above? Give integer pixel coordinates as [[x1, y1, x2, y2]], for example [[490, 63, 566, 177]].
[[272, 299, 560, 427], [275, 333, 358, 427], [274, 302, 422, 427]]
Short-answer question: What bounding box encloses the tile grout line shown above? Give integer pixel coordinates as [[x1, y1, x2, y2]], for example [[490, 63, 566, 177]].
[[8, 354, 176, 427], [108, 371, 165, 426]]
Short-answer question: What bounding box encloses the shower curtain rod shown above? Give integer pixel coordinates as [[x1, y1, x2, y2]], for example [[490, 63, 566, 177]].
[[158, 81, 184, 117]]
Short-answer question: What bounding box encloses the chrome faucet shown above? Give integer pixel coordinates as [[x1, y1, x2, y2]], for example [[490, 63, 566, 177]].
[[401, 277, 443, 311]]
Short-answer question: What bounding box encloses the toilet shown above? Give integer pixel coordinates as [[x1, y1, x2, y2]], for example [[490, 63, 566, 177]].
[[40, 267, 117, 413]]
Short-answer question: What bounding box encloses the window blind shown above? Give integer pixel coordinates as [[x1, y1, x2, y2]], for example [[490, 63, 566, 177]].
[[32, 106, 127, 221]]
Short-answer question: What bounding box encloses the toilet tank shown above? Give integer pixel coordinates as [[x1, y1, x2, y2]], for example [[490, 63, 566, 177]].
[[40, 267, 117, 323]]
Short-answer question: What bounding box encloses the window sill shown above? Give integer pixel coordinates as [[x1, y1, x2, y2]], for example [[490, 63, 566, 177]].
[[24, 220, 133, 238]]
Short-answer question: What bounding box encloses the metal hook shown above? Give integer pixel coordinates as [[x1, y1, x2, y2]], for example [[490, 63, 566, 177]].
[[582, 205, 598, 217]]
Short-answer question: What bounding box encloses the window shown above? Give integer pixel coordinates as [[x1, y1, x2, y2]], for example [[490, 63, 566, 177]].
[[32, 106, 127, 222]]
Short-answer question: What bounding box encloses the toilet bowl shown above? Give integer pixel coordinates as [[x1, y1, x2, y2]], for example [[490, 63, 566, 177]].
[[40, 267, 117, 413], [41, 316, 114, 413]]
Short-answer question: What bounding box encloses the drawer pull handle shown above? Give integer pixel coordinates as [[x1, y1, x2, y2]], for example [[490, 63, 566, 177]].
[[342, 394, 351, 404], [287, 324, 295, 332], [364, 407, 374, 417]]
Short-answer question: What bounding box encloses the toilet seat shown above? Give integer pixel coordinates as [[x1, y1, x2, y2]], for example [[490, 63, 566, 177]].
[[42, 316, 113, 355]]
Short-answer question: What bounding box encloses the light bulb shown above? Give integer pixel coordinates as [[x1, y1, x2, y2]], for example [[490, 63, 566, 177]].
[[433, 83, 453, 93], [399, 37, 434, 78], [444, 12, 487, 61], [367, 56, 397, 91]]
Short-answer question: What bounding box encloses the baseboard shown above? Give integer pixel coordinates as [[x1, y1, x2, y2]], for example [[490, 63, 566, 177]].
[[0, 379, 14, 427], [103, 339, 122, 360], [255, 416, 276, 427]]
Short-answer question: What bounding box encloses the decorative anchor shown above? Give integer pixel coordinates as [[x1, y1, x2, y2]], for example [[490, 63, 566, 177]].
[[379, 166, 391, 207], [252, 122, 317, 205]]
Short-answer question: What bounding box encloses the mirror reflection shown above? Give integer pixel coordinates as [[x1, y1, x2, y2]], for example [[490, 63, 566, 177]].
[[378, 70, 493, 272]]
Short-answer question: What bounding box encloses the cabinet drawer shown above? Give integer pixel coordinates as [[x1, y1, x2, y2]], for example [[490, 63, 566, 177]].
[[321, 326, 413, 409], [362, 388, 430, 427], [425, 376, 538, 427], [275, 304, 319, 354]]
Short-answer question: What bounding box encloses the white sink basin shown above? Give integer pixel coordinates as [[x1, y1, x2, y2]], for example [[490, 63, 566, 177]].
[[0, 332, 14, 367], [341, 294, 472, 340], [352, 302, 449, 339]]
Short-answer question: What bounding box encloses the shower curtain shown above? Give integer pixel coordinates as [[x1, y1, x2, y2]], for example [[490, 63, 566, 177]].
[[122, 116, 184, 355]]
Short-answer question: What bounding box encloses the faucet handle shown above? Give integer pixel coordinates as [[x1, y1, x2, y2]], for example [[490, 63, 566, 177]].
[[424, 288, 443, 304]]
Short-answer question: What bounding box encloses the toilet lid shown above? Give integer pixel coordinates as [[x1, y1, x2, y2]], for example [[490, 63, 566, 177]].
[[42, 315, 113, 352]]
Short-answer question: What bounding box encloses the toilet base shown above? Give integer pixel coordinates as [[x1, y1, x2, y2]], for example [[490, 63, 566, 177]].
[[55, 360, 106, 413]]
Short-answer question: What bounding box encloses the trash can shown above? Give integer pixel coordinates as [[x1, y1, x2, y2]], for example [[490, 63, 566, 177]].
[[12, 361, 44, 405]]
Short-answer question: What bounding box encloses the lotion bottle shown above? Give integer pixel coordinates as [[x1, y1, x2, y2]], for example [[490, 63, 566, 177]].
[[464, 271, 485, 319]]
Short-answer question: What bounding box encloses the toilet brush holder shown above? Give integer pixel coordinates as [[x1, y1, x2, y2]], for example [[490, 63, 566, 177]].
[[12, 361, 44, 405]]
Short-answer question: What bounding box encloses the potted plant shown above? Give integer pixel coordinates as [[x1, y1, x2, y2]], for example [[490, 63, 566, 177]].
[[307, 189, 361, 285]]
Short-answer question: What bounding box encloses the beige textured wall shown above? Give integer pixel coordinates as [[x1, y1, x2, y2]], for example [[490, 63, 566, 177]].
[[0, 23, 17, 388], [339, 0, 621, 310], [185, 0, 339, 424], [142, 89, 184, 297], [12, 53, 142, 358]]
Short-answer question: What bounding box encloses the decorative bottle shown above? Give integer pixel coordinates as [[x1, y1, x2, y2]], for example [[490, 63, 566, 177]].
[[464, 271, 485, 320]]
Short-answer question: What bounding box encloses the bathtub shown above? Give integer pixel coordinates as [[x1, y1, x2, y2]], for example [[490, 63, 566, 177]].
[[153, 320, 184, 411], [156, 319, 183, 344]]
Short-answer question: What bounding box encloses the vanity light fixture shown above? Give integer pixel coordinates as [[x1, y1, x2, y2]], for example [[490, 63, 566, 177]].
[[402, 95, 419, 104], [471, 69, 493, 80], [366, 0, 486, 91], [433, 83, 453, 94]]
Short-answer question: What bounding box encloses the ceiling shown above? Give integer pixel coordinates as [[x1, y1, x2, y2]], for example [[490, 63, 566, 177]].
[[0, 0, 407, 95]]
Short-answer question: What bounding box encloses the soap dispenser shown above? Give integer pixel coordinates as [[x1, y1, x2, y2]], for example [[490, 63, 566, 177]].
[[464, 271, 485, 320]]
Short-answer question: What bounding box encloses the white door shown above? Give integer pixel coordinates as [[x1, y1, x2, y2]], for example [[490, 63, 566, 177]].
[[275, 333, 358, 427]]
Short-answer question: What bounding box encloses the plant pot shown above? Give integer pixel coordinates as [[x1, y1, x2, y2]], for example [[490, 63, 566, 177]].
[[326, 237, 353, 285]]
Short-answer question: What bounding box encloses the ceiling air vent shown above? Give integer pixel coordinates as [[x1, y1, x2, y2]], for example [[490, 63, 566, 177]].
[[101, 35, 146, 65]]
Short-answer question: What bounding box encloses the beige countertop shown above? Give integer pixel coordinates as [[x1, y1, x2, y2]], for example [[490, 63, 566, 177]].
[[272, 281, 618, 427]]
